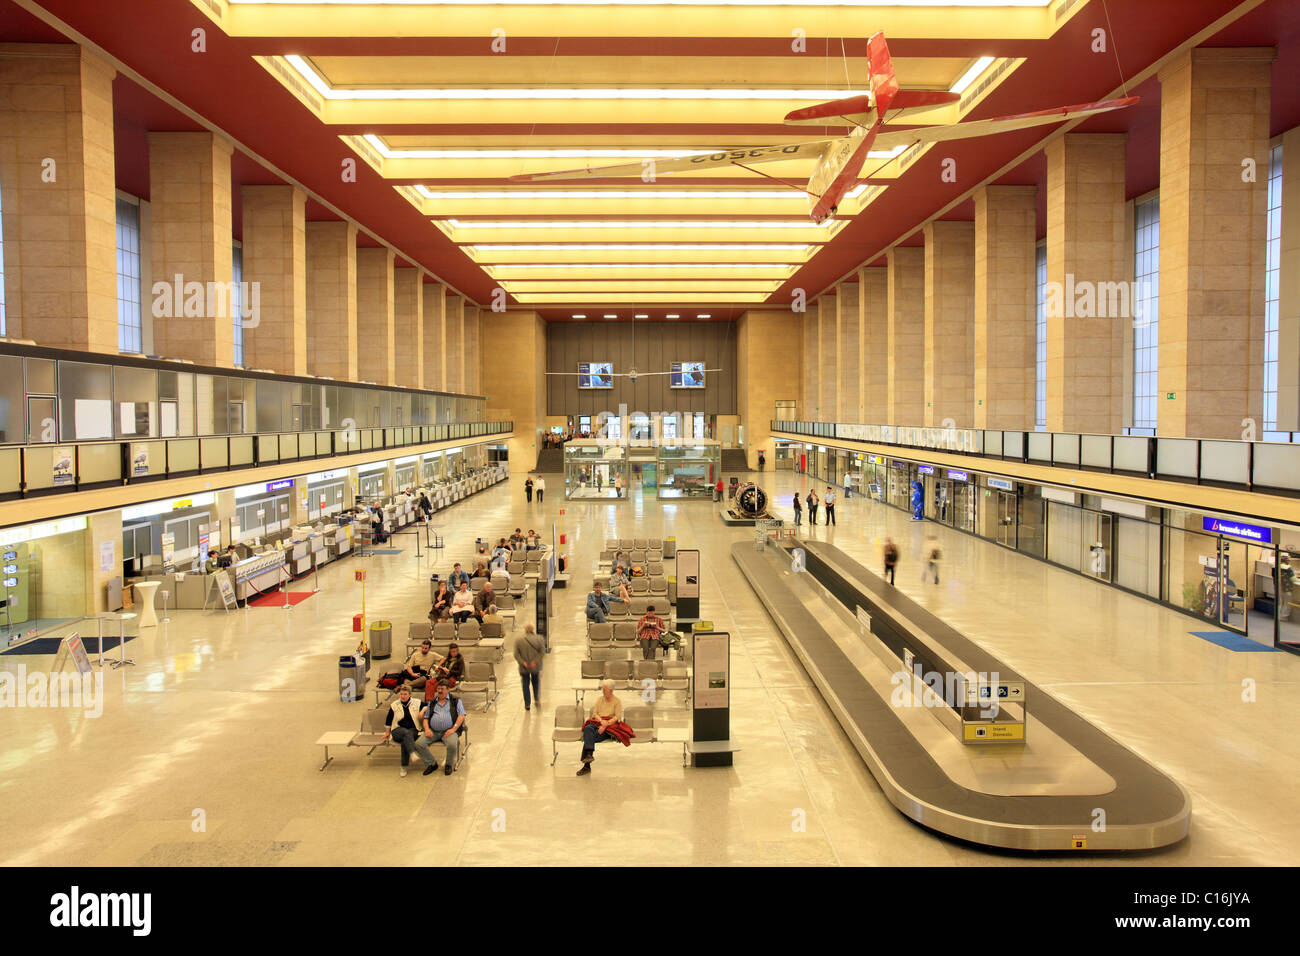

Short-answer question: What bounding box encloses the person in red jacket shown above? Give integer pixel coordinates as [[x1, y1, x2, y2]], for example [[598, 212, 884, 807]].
[[714, 478, 724, 502]]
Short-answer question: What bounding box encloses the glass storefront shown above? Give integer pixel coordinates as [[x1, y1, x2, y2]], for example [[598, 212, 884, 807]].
[[658, 443, 721, 499], [564, 442, 629, 500]]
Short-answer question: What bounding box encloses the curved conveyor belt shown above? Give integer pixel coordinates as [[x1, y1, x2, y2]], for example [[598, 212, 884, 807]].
[[733, 538, 1191, 851]]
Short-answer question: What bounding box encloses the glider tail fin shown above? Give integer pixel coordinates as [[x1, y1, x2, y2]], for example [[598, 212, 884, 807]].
[[867, 32, 899, 117]]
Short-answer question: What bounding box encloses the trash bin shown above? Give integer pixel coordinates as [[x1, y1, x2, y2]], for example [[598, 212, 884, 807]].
[[370, 620, 392, 660], [339, 655, 366, 702]]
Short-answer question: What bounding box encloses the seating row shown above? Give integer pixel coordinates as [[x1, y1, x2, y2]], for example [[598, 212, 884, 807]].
[[605, 538, 665, 551], [551, 704, 689, 766]]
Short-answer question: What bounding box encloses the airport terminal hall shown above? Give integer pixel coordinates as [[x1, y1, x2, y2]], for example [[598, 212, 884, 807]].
[[2, 0, 1300, 908]]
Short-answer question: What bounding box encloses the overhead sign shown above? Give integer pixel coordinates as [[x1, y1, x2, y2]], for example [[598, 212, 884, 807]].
[[965, 681, 1026, 705], [987, 477, 1014, 491], [946, 470, 969, 482], [266, 479, 294, 492], [1203, 517, 1272, 544], [917, 465, 935, 476]]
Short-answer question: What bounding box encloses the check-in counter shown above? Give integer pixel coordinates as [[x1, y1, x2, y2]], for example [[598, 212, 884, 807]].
[[289, 538, 312, 576], [232, 551, 286, 601], [327, 525, 353, 559]]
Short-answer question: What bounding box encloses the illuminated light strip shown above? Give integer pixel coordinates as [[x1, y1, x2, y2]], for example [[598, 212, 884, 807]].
[[485, 262, 796, 269], [466, 243, 814, 251], [366, 135, 900, 162], [416, 186, 802, 200], [288, 57, 866, 101], [236, 0, 1052, 7], [444, 219, 837, 228], [949, 55, 996, 94]]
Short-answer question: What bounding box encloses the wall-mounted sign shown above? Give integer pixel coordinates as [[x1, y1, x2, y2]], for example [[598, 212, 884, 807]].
[[160, 532, 175, 566], [266, 479, 294, 492], [98, 540, 115, 573], [52, 447, 74, 486], [171, 499, 192, 510], [947, 470, 969, 482], [917, 465, 935, 476], [1203, 517, 1272, 544], [987, 477, 1015, 491]]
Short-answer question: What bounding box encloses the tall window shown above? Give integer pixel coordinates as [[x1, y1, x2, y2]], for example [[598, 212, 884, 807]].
[[1130, 196, 1160, 434], [0, 179, 7, 336], [116, 197, 142, 353], [1264, 143, 1284, 438], [232, 243, 244, 366], [1035, 242, 1047, 430]]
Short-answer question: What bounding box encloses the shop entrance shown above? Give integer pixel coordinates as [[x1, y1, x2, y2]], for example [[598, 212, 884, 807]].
[[1081, 510, 1113, 583], [995, 491, 1017, 548], [953, 480, 975, 532], [931, 479, 954, 526]]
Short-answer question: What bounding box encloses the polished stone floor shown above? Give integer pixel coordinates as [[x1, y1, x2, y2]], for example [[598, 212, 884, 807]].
[[1, 469, 1297, 866]]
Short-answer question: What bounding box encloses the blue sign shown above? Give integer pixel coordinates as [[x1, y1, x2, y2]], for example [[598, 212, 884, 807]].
[[987, 477, 1014, 491], [266, 479, 294, 492], [947, 470, 969, 482], [917, 465, 935, 476], [1203, 517, 1272, 544]]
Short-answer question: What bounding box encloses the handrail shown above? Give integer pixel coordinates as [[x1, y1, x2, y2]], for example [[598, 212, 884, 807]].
[[771, 419, 1300, 496]]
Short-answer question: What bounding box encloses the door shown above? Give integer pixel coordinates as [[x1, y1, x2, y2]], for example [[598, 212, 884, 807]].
[[1081, 510, 1113, 583], [996, 492, 1017, 548], [1216, 537, 1247, 634]]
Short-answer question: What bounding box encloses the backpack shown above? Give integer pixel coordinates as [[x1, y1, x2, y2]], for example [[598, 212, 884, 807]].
[[632, 565, 645, 577]]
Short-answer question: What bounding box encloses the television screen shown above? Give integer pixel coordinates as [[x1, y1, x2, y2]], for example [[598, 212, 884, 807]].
[[671, 361, 707, 388], [578, 362, 613, 388]]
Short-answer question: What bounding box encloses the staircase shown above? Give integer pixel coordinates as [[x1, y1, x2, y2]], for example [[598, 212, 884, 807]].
[[534, 447, 564, 474], [721, 448, 750, 473]]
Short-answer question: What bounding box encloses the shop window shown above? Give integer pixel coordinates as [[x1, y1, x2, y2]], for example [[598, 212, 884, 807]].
[[1130, 196, 1160, 434], [232, 243, 244, 367], [1035, 242, 1046, 431], [1264, 143, 1284, 438]]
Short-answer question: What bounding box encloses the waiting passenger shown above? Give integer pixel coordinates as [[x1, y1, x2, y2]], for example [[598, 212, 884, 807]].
[[609, 566, 632, 601], [471, 561, 490, 580], [383, 686, 429, 777], [400, 640, 438, 688], [447, 563, 470, 590], [525, 529, 539, 550], [636, 604, 666, 661], [576, 679, 628, 776], [430, 580, 453, 622], [451, 582, 476, 624], [431, 643, 465, 691], [474, 581, 497, 620], [415, 681, 465, 777], [585, 582, 622, 624]]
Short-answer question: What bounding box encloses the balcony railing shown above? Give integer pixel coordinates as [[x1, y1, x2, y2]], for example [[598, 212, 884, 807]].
[[0, 421, 512, 500], [771, 420, 1300, 497]]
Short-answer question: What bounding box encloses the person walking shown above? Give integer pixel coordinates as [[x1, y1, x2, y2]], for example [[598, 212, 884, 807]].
[[823, 487, 836, 526], [923, 535, 942, 585], [534, 475, 545, 504], [792, 492, 802, 527], [806, 489, 819, 525], [513, 622, 545, 711], [525, 476, 533, 503], [757, 451, 766, 472], [883, 537, 899, 585], [614, 473, 624, 498]]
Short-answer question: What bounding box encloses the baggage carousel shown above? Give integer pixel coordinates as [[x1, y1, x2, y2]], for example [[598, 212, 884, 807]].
[[733, 538, 1191, 851]]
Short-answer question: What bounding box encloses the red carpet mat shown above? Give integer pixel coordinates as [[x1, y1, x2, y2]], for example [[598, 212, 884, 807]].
[[247, 590, 315, 607]]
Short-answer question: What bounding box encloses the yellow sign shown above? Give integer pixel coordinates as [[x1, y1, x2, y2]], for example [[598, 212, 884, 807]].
[[172, 499, 192, 509], [963, 722, 1025, 742], [1070, 835, 1087, 850], [355, 569, 367, 582]]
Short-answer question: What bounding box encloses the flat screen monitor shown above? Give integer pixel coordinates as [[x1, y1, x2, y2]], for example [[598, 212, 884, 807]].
[[671, 361, 707, 388], [578, 362, 613, 389]]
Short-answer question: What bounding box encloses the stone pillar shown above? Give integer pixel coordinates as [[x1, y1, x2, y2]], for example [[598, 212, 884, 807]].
[[87, 510, 122, 614], [356, 246, 395, 385], [802, 304, 819, 419], [0, 44, 118, 352], [444, 295, 464, 393], [924, 220, 976, 426], [485, 310, 544, 471], [1158, 47, 1273, 439], [240, 184, 307, 375], [393, 267, 425, 389], [817, 296, 837, 420], [423, 280, 446, 392], [305, 220, 357, 381], [1279, 126, 1300, 432], [887, 246, 925, 425], [1044, 133, 1128, 434], [464, 303, 481, 395], [147, 132, 235, 366], [738, 309, 790, 468], [860, 266, 889, 421], [974, 185, 1037, 429], [837, 282, 861, 422]]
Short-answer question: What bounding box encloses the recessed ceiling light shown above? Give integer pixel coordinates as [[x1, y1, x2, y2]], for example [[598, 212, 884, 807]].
[[571, 313, 586, 318], [666, 314, 680, 319], [697, 313, 712, 318], [603, 314, 618, 318], [634, 314, 649, 319]]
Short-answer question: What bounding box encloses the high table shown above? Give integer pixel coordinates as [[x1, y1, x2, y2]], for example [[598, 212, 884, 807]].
[[134, 581, 160, 627]]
